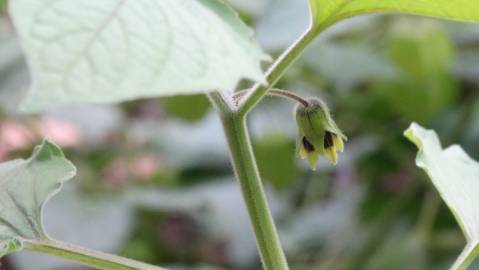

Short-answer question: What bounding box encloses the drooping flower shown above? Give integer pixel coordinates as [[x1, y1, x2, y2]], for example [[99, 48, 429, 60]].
[[295, 98, 346, 170]]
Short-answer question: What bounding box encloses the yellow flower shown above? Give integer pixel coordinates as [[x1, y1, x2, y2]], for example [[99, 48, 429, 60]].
[[295, 98, 346, 170]]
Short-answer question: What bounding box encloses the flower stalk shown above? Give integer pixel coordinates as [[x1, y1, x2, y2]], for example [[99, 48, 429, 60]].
[[233, 88, 309, 107], [237, 28, 317, 117]]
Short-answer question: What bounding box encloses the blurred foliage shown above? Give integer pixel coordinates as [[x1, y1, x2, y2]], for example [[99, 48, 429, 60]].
[[254, 133, 298, 189], [0, 0, 5, 15], [121, 209, 225, 267], [372, 19, 458, 122], [161, 94, 211, 123], [1, 1, 479, 270]]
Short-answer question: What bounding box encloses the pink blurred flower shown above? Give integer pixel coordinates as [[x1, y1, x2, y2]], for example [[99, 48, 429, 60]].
[[34, 118, 83, 148], [0, 148, 9, 161], [0, 120, 36, 151], [130, 154, 161, 179]]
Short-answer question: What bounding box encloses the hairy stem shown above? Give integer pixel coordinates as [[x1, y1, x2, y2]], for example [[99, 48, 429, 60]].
[[207, 20, 322, 270], [237, 28, 317, 116], [233, 88, 309, 107], [209, 93, 289, 270], [24, 239, 166, 270]]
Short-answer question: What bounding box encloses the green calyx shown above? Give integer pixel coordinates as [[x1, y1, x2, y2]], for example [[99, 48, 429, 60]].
[[295, 98, 347, 170]]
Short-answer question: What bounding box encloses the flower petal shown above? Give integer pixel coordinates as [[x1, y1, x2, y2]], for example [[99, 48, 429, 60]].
[[324, 147, 338, 165], [307, 151, 320, 170], [333, 134, 344, 152]]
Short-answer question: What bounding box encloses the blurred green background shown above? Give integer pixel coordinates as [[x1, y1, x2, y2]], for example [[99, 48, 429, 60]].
[[1, 0, 479, 269]]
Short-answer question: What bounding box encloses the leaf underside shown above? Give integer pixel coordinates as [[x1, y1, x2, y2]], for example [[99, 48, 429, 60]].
[[10, 0, 268, 112], [405, 123, 479, 269], [0, 140, 76, 256]]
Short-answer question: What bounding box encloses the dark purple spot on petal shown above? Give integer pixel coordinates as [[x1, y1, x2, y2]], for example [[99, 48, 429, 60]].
[[302, 137, 315, 152], [324, 131, 334, 149]]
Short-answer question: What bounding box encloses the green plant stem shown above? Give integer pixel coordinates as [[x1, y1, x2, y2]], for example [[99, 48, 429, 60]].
[[451, 242, 479, 270], [237, 28, 317, 116], [24, 239, 166, 270], [208, 92, 289, 270], [233, 88, 309, 107], [207, 22, 321, 270]]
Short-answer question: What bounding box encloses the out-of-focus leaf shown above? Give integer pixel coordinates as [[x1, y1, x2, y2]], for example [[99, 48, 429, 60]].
[[0, 0, 6, 14], [373, 19, 457, 122], [374, 77, 457, 123], [386, 19, 452, 79], [404, 123, 479, 270], [9, 0, 268, 112], [0, 140, 76, 256], [161, 94, 211, 123], [254, 133, 298, 189], [308, 0, 479, 32]]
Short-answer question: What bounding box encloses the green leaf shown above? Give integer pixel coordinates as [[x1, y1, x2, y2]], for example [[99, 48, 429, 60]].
[[404, 123, 479, 270], [9, 0, 268, 112], [0, 140, 76, 256], [308, 0, 479, 31]]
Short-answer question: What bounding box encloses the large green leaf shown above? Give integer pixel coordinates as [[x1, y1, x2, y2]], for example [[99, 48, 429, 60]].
[[404, 123, 479, 270], [0, 140, 76, 256], [9, 0, 268, 112], [308, 0, 479, 31]]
